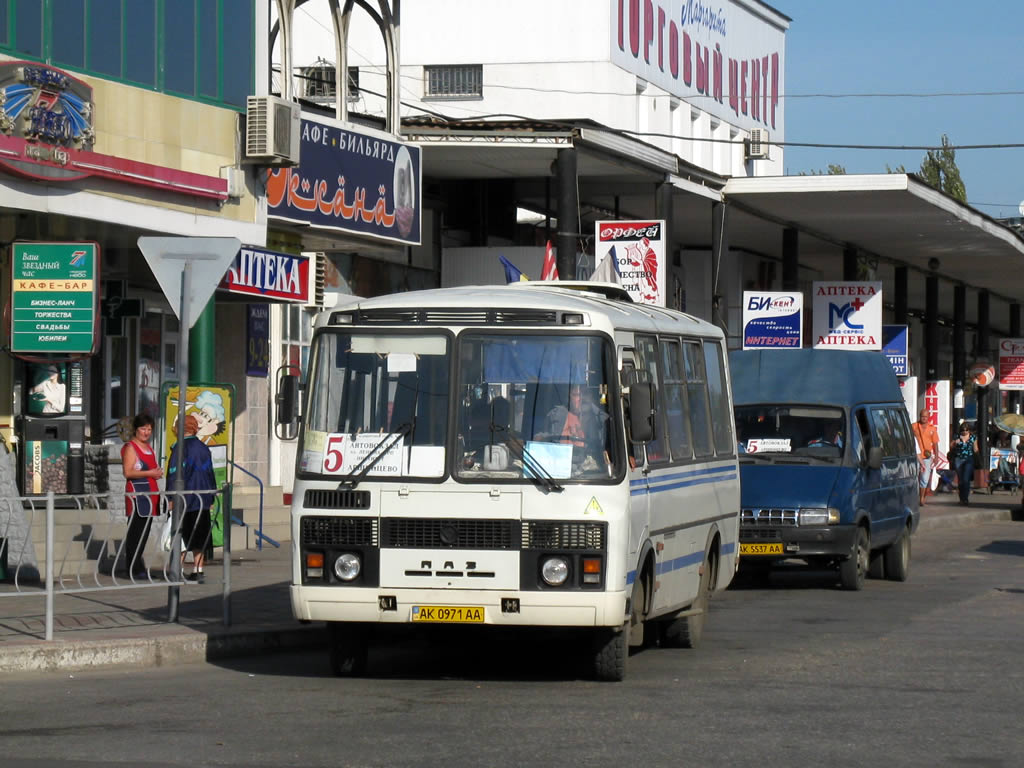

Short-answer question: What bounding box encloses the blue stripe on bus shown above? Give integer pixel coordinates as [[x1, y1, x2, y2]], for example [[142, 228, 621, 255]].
[[629, 464, 735, 488], [630, 470, 738, 496], [626, 540, 738, 584]]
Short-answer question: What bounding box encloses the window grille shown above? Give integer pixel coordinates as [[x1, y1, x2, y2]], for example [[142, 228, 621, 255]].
[[424, 64, 483, 99]]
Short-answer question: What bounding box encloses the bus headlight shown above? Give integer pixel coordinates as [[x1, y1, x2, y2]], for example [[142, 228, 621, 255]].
[[800, 508, 840, 526], [334, 553, 362, 581], [541, 556, 569, 586]]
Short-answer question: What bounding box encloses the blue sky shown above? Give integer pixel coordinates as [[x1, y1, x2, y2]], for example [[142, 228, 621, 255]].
[[780, 0, 1023, 218]]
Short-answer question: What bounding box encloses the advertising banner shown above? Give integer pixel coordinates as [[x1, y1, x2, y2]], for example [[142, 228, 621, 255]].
[[594, 220, 666, 306], [246, 304, 270, 377], [741, 291, 802, 349], [812, 281, 882, 350], [882, 324, 909, 376], [924, 380, 950, 490], [266, 114, 421, 245], [219, 247, 310, 303], [998, 338, 1024, 390], [10, 242, 98, 354], [163, 383, 234, 547]]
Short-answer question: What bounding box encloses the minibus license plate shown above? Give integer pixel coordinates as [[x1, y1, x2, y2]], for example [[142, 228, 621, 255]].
[[740, 542, 784, 556], [411, 605, 485, 623]]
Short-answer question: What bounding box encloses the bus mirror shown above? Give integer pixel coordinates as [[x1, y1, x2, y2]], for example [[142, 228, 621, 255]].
[[275, 369, 300, 439], [867, 445, 882, 470], [629, 382, 655, 443]]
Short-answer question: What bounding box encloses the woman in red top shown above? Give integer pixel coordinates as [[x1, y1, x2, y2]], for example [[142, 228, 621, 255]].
[[121, 413, 163, 578]]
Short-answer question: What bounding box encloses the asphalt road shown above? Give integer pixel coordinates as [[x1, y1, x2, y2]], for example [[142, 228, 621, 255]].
[[3, 520, 1023, 768]]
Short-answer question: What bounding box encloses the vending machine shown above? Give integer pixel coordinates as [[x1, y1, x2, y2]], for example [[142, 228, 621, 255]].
[[17, 360, 88, 496]]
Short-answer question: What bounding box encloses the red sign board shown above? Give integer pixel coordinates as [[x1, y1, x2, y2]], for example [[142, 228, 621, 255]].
[[998, 338, 1024, 390], [218, 246, 311, 303]]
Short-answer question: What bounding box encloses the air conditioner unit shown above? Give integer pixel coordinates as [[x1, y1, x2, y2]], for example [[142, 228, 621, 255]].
[[746, 128, 769, 160], [245, 95, 301, 166]]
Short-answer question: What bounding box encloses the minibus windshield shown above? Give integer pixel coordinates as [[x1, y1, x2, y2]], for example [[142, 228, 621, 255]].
[[299, 332, 450, 479], [455, 333, 621, 481], [735, 405, 846, 459]]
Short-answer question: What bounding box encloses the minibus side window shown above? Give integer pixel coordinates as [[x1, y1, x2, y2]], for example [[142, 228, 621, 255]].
[[683, 341, 714, 458], [871, 408, 897, 458], [635, 335, 668, 463], [854, 408, 872, 465], [703, 341, 734, 456], [660, 337, 692, 461], [888, 407, 914, 456]]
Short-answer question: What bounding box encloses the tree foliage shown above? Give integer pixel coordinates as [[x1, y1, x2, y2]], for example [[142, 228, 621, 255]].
[[799, 164, 847, 176], [918, 134, 967, 202]]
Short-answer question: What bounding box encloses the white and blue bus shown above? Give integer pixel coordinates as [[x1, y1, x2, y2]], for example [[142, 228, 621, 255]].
[[278, 282, 740, 680]]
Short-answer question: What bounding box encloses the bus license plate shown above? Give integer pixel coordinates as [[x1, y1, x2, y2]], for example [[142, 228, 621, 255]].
[[411, 605, 485, 623], [740, 542, 784, 556]]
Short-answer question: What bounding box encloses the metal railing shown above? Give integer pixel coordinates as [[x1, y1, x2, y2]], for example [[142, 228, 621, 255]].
[[0, 486, 231, 640], [227, 460, 280, 550]]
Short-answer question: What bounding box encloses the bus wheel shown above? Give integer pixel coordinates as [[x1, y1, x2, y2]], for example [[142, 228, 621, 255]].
[[883, 525, 911, 582], [328, 623, 368, 677], [659, 552, 714, 649], [839, 527, 869, 591], [591, 627, 627, 682]]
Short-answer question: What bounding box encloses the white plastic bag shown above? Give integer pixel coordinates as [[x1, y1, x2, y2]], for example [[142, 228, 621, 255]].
[[159, 515, 183, 553]]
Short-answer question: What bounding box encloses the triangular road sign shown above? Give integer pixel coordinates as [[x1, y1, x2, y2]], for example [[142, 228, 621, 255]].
[[137, 237, 241, 328]]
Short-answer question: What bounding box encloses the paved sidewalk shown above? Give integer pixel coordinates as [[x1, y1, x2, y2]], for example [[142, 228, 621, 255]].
[[0, 488, 1019, 674]]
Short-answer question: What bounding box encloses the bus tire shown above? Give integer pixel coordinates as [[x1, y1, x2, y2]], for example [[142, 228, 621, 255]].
[[328, 623, 368, 677], [839, 526, 869, 591], [591, 627, 626, 682], [883, 525, 911, 582], [659, 552, 714, 649]]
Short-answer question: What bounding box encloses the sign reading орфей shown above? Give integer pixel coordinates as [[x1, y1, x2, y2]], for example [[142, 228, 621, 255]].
[[10, 242, 98, 354]]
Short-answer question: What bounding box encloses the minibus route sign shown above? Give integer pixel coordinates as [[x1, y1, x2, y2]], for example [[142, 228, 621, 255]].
[[10, 242, 98, 353]]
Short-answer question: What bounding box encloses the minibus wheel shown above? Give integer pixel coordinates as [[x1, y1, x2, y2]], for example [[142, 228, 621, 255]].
[[591, 627, 626, 682], [883, 525, 911, 582], [839, 527, 869, 591], [328, 622, 369, 677]]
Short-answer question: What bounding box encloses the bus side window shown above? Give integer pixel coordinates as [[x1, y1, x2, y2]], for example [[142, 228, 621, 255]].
[[635, 335, 667, 463]]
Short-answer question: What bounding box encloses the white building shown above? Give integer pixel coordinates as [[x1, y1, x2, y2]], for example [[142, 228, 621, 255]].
[[284, 0, 788, 180]]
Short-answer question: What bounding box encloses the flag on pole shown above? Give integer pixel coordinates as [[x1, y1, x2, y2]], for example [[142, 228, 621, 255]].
[[499, 254, 530, 283], [591, 246, 621, 284], [541, 240, 559, 281]]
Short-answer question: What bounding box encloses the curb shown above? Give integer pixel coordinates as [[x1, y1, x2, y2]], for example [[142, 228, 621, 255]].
[[0, 625, 326, 674], [918, 506, 1017, 531]]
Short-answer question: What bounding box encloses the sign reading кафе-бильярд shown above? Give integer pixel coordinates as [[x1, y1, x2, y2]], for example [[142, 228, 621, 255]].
[[10, 242, 99, 354]]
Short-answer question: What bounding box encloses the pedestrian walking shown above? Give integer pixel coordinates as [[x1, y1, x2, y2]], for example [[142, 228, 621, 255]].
[[911, 409, 940, 506]]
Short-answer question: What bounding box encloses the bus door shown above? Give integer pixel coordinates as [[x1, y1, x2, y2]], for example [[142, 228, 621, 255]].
[[620, 349, 648, 567]]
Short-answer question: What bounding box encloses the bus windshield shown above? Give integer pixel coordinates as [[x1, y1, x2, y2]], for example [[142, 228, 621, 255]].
[[455, 333, 620, 481], [735, 405, 846, 459], [300, 332, 450, 479]]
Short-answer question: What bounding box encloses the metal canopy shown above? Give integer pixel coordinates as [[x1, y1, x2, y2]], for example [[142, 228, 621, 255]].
[[721, 173, 1024, 304]]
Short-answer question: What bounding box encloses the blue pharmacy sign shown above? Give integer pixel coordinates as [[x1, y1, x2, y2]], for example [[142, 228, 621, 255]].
[[266, 114, 421, 245], [882, 324, 909, 376]]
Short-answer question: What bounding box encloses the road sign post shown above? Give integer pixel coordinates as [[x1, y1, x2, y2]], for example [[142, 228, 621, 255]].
[[137, 237, 240, 622]]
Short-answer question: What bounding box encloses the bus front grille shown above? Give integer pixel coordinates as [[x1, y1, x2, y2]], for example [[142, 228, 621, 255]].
[[301, 516, 378, 547], [304, 489, 372, 510], [381, 519, 518, 549], [522, 521, 606, 550]]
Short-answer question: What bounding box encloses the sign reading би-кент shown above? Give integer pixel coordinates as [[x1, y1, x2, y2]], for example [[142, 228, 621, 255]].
[[10, 242, 99, 354]]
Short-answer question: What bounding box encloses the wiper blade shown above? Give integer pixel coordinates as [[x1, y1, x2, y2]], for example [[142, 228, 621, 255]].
[[492, 424, 563, 493], [739, 452, 774, 462], [336, 422, 413, 489]]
